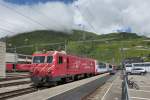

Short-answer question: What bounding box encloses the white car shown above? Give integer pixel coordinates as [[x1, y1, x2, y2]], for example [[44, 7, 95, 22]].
[[130, 68, 147, 75], [125, 64, 132, 74]]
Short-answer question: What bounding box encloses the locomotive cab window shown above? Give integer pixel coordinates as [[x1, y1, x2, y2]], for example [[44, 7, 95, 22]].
[[58, 56, 63, 64], [47, 56, 53, 63], [33, 56, 45, 63]]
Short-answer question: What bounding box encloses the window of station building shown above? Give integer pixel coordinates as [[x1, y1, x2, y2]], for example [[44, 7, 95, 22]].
[[126, 65, 132, 67], [145, 64, 150, 66], [47, 56, 53, 63], [58, 56, 63, 64]]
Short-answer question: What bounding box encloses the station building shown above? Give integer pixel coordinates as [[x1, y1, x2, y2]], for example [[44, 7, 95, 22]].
[[0, 42, 6, 78], [6, 53, 32, 64]]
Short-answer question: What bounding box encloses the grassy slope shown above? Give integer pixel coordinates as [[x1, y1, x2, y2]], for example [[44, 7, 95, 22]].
[[6, 30, 98, 54], [6, 30, 150, 65]]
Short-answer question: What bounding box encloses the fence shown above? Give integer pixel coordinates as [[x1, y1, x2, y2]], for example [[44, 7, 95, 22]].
[[121, 70, 129, 100]]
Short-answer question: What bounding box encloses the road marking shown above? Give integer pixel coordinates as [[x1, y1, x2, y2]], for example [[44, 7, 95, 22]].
[[129, 89, 150, 93], [101, 82, 113, 100], [130, 97, 150, 100], [101, 72, 118, 100], [101, 72, 122, 100]]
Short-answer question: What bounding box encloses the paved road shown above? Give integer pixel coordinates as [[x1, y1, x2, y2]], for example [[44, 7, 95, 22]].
[[128, 73, 150, 100]]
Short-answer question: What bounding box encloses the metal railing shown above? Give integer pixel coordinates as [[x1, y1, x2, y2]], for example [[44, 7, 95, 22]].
[[121, 70, 129, 100]]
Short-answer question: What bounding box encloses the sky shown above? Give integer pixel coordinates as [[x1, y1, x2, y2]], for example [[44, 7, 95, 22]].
[[5, 0, 74, 5], [0, 0, 150, 37]]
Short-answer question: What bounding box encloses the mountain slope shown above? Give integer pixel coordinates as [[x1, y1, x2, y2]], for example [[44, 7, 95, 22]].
[[6, 30, 150, 65], [6, 30, 98, 46]]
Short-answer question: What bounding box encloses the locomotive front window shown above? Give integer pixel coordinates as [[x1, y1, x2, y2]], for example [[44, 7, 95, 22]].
[[33, 56, 45, 63], [47, 56, 53, 63]]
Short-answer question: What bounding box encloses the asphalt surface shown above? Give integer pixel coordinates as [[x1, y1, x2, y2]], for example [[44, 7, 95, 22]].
[[128, 73, 150, 100]]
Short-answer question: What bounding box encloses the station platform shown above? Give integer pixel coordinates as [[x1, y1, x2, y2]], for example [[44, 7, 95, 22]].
[[86, 72, 122, 100]]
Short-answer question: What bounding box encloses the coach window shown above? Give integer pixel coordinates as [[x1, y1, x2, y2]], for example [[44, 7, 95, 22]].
[[58, 56, 63, 64], [47, 56, 53, 63], [109, 65, 112, 68]]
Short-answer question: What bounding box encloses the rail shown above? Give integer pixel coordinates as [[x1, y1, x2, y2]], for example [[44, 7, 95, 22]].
[[121, 70, 129, 100], [0, 87, 37, 99], [0, 80, 31, 88], [0, 76, 30, 82]]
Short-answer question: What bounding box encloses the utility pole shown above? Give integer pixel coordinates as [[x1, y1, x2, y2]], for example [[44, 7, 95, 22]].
[[14, 46, 17, 63], [82, 25, 86, 41], [35, 44, 38, 52], [14, 46, 17, 71], [64, 40, 68, 53]]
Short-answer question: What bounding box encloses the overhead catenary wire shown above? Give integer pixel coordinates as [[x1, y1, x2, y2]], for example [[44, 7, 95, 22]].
[[7, 38, 116, 50], [73, 0, 97, 33], [0, 18, 30, 30], [0, 2, 50, 30], [0, 27, 16, 34], [30, 6, 66, 30], [7, 42, 65, 50]]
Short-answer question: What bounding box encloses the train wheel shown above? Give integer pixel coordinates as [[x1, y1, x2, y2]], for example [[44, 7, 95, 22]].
[[74, 75, 78, 81]]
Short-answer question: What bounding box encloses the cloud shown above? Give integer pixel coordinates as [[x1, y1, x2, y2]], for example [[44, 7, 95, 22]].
[[74, 0, 150, 37], [0, 0, 150, 38], [0, 1, 74, 37]]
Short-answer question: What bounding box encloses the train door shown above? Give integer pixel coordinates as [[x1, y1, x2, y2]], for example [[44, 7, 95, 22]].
[[56, 53, 67, 76]]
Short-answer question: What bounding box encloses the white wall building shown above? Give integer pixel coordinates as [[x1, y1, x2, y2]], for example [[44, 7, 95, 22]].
[[0, 42, 6, 78], [6, 53, 32, 63], [6, 53, 17, 63]]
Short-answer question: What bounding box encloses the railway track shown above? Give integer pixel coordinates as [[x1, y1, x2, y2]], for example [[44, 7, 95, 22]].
[[2, 73, 110, 100], [0, 87, 37, 100], [0, 80, 31, 88], [0, 76, 30, 82]]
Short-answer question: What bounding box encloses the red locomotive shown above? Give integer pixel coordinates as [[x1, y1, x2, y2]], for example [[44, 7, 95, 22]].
[[6, 63, 32, 72], [6, 63, 15, 72], [30, 51, 97, 86], [6, 53, 32, 72], [16, 64, 32, 71]]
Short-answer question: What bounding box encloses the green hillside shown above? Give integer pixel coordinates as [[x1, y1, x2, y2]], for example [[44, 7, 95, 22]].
[[6, 30, 98, 54], [6, 30, 150, 65]]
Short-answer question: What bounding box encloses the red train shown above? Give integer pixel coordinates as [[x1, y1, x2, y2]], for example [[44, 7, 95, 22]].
[[30, 51, 97, 86], [6, 63, 32, 72]]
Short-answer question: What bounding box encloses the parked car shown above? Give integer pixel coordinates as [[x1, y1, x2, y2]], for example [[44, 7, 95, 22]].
[[125, 64, 132, 74], [129, 68, 147, 75]]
